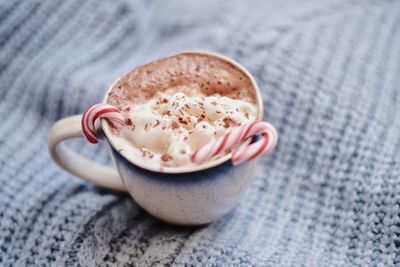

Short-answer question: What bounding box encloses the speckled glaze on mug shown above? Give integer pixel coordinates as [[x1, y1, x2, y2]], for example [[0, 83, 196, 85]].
[[111, 148, 258, 225], [49, 51, 265, 225]]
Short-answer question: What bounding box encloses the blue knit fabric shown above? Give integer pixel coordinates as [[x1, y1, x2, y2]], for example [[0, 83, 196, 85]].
[[1, 0, 400, 266]]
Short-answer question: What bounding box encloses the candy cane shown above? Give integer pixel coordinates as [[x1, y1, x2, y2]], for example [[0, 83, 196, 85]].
[[81, 103, 125, 144], [191, 120, 278, 165], [231, 123, 277, 165]]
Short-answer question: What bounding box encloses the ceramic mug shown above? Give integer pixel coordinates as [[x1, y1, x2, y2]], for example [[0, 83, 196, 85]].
[[48, 51, 272, 225]]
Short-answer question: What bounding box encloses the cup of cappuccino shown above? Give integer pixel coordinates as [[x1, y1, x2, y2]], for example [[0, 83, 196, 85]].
[[49, 51, 277, 225]]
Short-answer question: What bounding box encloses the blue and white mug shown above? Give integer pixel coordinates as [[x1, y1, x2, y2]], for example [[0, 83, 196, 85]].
[[48, 51, 274, 225]]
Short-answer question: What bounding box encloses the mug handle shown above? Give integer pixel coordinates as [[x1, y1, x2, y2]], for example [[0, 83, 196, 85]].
[[48, 115, 127, 192]]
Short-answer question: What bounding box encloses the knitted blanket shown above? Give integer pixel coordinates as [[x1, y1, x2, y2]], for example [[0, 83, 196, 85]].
[[1, 0, 399, 266]]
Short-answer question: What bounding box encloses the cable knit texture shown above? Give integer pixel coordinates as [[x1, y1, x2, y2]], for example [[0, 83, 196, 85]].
[[1, 0, 399, 266]]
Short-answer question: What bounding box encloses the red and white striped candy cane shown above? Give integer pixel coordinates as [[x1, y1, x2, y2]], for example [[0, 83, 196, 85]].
[[81, 103, 125, 144], [191, 120, 278, 165]]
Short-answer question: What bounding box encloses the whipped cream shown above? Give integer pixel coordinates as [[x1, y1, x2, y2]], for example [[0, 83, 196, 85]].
[[112, 92, 257, 168]]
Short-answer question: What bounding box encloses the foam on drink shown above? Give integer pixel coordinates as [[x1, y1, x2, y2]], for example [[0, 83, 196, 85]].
[[112, 89, 256, 167]]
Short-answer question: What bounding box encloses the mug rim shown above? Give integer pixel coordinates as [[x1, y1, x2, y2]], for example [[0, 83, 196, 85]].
[[101, 50, 264, 173]]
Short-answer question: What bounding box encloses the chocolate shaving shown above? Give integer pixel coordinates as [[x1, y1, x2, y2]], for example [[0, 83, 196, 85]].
[[161, 98, 168, 104], [171, 121, 179, 129], [125, 118, 133, 125], [197, 117, 204, 123], [178, 117, 188, 125], [154, 120, 160, 127], [180, 149, 186, 154], [222, 117, 238, 128], [139, 148, 147, 157], [163, 110, 172, 116], [161, 153, 173, 162]]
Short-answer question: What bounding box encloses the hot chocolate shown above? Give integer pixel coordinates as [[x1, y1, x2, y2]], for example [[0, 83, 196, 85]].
[[106, 53, 258, 168]]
